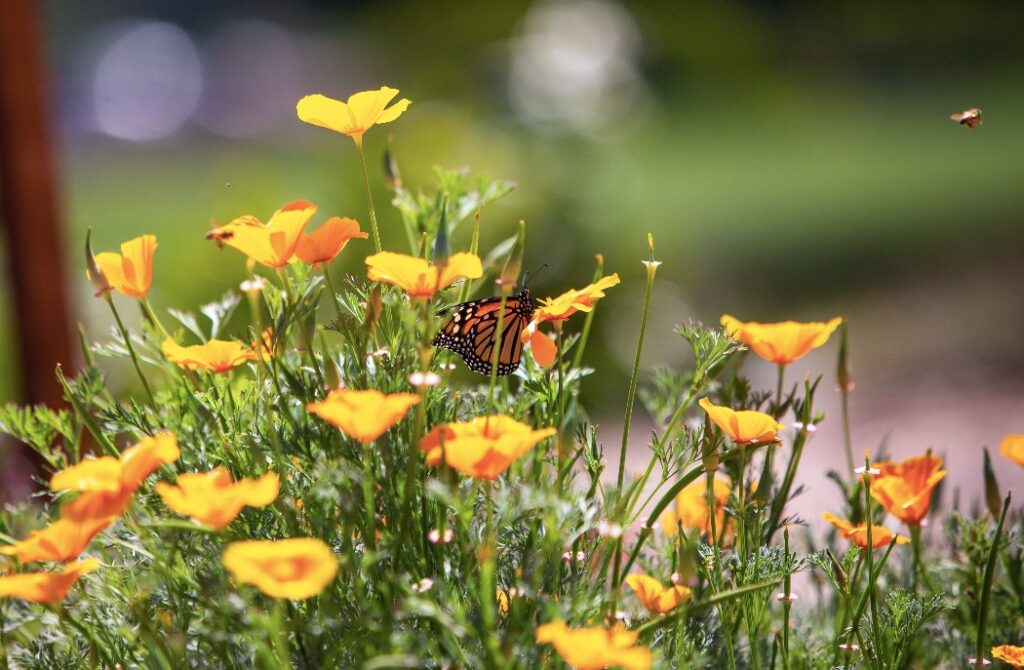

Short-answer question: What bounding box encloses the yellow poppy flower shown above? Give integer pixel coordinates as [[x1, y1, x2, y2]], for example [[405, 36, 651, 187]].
[[625, 573, 693, 615], [296, 87, 411, 145], [822, 512, 909, 550], [992, 645, 1024, 669], [0, 559, 99, 605], [365, 252, 483, 299], [53, 433, 180, 521], [295, 216, 367, 265], [162, 337, 258, 373], [869, 451, 946, 526], [419, 415, 556, 480], [535, 619, 652, 670], [222, 199, 317, 269], [91, 235, 157, 299], [699, 398, 783, 445], [660, 476, 731, 537], [222, 538, 338, 600], [156, 468, 279, 529], [533, 274, 621, 325], [999, 434, 1024, 469], [720, 315, 842, 365], [522, 274, 620, 365], [0, 516, 114, 563], [307, 389, 420, 443]]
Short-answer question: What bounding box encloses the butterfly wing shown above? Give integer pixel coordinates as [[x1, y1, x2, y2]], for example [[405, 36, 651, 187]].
[[433, 289, 534, 376]]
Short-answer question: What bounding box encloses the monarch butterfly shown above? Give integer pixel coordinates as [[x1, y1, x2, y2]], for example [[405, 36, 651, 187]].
[[433, 288, 535, 375]]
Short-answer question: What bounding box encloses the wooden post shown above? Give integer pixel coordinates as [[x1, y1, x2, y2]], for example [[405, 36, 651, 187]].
[[0, 0, 76, 409]]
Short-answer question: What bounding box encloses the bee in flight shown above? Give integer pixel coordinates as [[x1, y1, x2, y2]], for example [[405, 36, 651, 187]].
[[950, 108, 982, 129]]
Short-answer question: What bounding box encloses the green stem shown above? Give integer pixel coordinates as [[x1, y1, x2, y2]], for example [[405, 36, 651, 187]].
[[862, 461, 881, 666], [555, 325, 566, 476], [106, 297, 156, 407], [909, 524, 935, 592], [706, 466, 736, 670], [322, 265, 344, 317], [616, 260, 657, 491], [363, 440, 377, 552], [781, 525, 792, 670], [571, 255, 605, 370], [775, 364, 786, 415], [976, 492, 1012, 668], [140, 298, 172, 342], [486, 293, 510, 413], [480, 480, 502, 667], [356, 141, 383, 253]]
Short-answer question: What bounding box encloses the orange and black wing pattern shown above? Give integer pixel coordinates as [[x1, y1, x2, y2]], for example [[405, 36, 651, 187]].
[[433, 288, 535, 375]]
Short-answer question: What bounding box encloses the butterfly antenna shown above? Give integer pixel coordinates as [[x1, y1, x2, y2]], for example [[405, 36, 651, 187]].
[[521, 263, 549, 291]]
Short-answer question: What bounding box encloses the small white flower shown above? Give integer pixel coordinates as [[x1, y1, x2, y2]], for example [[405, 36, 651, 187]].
[[837, 643, 860, 653], [240, 277, 266, 293], [409, 371, 441, 388], [855, 466, 880, 476], [791, 421, 817, 433], [368, 348, 390, 360], [427, 528, 454, 544], [775, 593, 798, 603], [598, 520, 623, 539], [670, 572, 682, 585], [966, 659, 991, 667], [412, 578, 435, 593], [561, 550, 586, 563]]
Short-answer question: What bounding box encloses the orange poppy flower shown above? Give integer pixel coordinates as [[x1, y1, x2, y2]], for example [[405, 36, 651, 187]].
[[53, 433, 180, 521], [156, 468, 279, 529], [999, 434, 1024, 469], [91, 235, 157, 299], [720, 315, 842, 365], [295, 217, 367, 265], [0, 559, 99, 605], [625, 573, 693, 615], [419, 415, 556, 480], [992, 645, 1024, 669], [535, 620, 652, 670], [162, 337, 258, 373], [521, 274, 620, 366], [365, 252, 483, 299], [822, 512, 909, 550], [307, 389, 420, 443], [660, 476, 731, 537], [222, 199, 317, 268], [533, 274, 621, 325], [699, 398, 783, 445], [0, 515, 114, 564], [296, 87, 411, 145], [870, 451, 946, 526], [222, 538, 338, 600]]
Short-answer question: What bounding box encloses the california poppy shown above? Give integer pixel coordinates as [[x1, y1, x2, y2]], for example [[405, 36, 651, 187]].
[[720, 315, 842, 365], [156, 468, 279, 529], [535, 620, 652, 670], [222, 538, 338, 600], [699, 398, 783, 445], [870, 451, 946, 526], [91, 235, 157, 299], [822, 512, 909, 550], [365, 252, 482, 299], [660, 476, 731, 537], [0, 516, 114, 563], [222, 199, 317, 268], [295, 216, 367, 265], [992, 645, 1024, 669], [0, 559, 99, 605], [53, 433, 180, 521], [625, 573, 693, 615], [999, 434, 1024, 469], [162, 338, 258, 373], [522, 273, 620, 365], [419, 415, 556, 480], [297, 87, 411, 145], [307, 389, 420, 443]]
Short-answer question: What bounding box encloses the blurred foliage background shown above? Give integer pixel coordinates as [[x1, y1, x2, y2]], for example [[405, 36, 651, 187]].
[[2, 0, 1023, 499]]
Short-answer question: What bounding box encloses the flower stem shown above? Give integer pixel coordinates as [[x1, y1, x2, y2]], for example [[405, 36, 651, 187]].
[[555, 324, 566, 475], [105, 297, 156, 407], [781, 525, 792, 670], [356, 142, 383, 253], [862, 456, 881, 665], [140, 298, 172, 342], [775, 364, 786, 415], [321, 265, 344, 317], [976, 492, 1011, 668], [909, 524, 935, 592], [362, 440, 377, 552], [616, 256, 658, 491]]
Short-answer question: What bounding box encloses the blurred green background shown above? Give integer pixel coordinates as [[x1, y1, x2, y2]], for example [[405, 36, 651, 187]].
[[3, 0, 1024, 498]]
